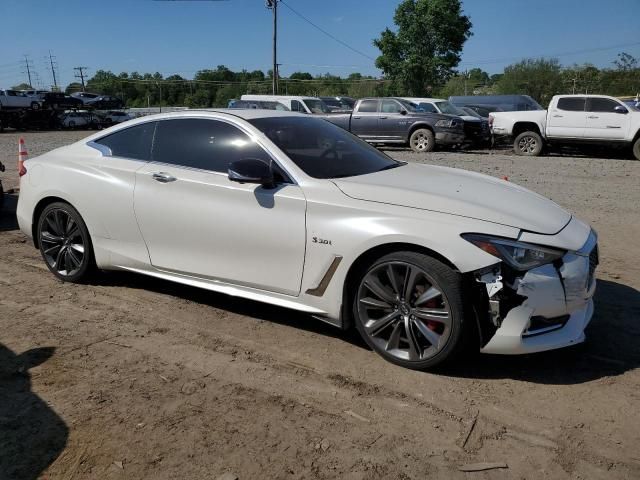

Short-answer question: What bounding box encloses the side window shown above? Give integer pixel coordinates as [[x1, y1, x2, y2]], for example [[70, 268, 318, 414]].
[[587, 98, 623, 113], [557, 97, 586, 111], [95, 122, 156, 160], [291, 100, 303, 112], [152, 118, 271, 173], [419, 103, 437, 113], [357, 100, 378, 113], [381, 100, 402, 113]]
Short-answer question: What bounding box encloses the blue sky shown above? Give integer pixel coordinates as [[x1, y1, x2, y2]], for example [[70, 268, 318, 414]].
[[1, 0, 639, 89]]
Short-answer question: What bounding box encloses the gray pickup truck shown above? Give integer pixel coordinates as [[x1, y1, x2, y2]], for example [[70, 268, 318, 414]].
[[323, 97, 465, 152]]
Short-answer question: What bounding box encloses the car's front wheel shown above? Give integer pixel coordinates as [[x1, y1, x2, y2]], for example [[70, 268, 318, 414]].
[[37, 202, 94, 282], [409, 128, 435, 153], [353, 252, 468, 370]]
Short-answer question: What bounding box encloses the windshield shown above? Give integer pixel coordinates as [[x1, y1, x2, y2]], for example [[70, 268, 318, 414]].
[[396, 99, 418, 112], [435, 101, 460, 115], [303, 99, 331, 114], [460, 107, 482, 118], [249, 116, 403, 179]]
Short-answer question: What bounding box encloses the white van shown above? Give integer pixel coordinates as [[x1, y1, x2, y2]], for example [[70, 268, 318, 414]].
[[240, 95, 330, 114]]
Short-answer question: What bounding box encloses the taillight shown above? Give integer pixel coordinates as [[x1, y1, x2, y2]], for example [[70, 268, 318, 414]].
[[488, 114, 494, 127]]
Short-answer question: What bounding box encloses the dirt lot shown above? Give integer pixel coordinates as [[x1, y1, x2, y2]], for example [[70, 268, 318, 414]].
[[1, 131, 639, 479]]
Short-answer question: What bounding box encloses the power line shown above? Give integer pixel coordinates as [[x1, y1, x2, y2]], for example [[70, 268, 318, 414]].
[[279, 0, 375, 62], [74, 66, 89, 91], [46, 51, 59, 89], [23, 55, 34, 86]]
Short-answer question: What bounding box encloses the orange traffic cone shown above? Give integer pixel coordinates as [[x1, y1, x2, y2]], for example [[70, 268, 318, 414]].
[[18, 137, 27, 177]]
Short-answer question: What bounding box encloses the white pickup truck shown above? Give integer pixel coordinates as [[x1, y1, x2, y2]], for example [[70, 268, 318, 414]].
[[490, 94, 640, 160], [0, 89, 42, 110]]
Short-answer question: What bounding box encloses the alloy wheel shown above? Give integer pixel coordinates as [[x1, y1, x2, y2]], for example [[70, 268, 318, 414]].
[[518, 135, 538, 153], [412, 132, 431, 151], [40, 208, 86, 277], [356, 261, 452, 362]]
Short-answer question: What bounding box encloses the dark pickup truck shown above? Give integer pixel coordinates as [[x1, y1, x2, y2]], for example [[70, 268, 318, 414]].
[[323, 97, 465, 152]]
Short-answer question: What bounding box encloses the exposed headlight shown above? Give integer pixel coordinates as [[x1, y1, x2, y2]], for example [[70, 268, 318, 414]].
[[461, 234, 565, 271], [435, 119, 455, 128]]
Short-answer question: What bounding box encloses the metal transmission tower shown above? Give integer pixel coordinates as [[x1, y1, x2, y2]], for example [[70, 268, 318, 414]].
[[265, 0, 279, 94], [74, 67, 89, 91]]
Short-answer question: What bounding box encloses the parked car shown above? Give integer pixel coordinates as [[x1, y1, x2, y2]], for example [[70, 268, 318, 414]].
[[323, 97, 465, 152], [450, 95, 543, 112], [16, 110, 599, 370], [0, 89, 42, 110], [70, 92, 100, 103], [43, 92, 84, 110], [21, 90, 49, 100], [240, 95, 330, 114], [228, 99, 290, 111], [490, 94, 640, 159], [403, 97, 491, 146], [85, 95, 125, 110], [58, 111, 104, 130], [464, 104, 505, 119], [101, 111, 133, 125], [320, 96, 355, 112]]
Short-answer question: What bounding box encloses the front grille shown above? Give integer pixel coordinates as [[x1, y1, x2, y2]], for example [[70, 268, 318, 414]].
[[463, 121, 482, 136], [588, 244, 599, 286]]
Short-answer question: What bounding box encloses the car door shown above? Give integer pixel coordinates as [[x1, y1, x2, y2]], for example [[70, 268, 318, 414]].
[[378, 99, 409, 140], [133, 117, 307, 296], [546, 97, 586, 138], [350, 99, 380, 139], [584, 97, 629, 140]]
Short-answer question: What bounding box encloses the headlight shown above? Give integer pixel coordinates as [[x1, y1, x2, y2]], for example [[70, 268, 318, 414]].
[[435, 119, 455, 128], [461, 234, 565, 271]]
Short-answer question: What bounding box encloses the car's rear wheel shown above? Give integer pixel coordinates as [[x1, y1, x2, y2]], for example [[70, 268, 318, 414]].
[[409, 128, 435, 153], [37, 202, 94, 282], [353, 252, 468, 370], [514, 131, 543, 156], [31, 102, 40, 110]]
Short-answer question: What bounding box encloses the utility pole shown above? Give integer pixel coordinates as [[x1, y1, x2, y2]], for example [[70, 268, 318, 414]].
[[47, 51, 59, 90], [266, 0, 278, 95], [23, 55, 33, 87], [74, 67, 88, 92]]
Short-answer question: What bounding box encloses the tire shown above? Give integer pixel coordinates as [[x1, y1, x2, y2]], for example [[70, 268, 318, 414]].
[[513, 131, 543, 156], [68, 120, 75, 129], [409, 128, 435, 153], [352, 251, 469, 370], [37, 202, 95, 283], [0, 181, 4, 210], [633, 137, 640, 161], [31, 102, 40, 111]]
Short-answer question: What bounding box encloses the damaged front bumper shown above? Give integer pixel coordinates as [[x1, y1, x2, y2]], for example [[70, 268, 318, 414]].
[[477, 229, 598, 355]]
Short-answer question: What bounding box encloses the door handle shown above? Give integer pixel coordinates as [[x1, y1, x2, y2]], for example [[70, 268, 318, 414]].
[[552, 115, 563, 118], [152, 172, 176, 183], [588, 116, 599, 119], [378, 116, 388, 119], [353, 116, 361, 119]]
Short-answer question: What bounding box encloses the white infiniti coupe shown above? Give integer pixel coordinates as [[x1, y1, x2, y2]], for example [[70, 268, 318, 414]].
[[16, 110, 598, 370]]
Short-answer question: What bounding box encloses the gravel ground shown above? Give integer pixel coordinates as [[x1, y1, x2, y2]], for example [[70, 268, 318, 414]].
[[1, 131, 639, 479]]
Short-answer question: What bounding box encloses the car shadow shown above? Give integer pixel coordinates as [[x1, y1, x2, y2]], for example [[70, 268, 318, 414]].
[[92, 270, 368, 349], [0, 344, 68, 479], [439, 279, 640, 384], [0, 192, 19, 232]]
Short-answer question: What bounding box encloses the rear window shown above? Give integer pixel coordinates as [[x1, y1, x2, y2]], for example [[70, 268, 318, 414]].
[[94, 122, 156, 160], [556, 97, 586, 111], [587, 98, 623, 113], [357, 100, 378, 113]]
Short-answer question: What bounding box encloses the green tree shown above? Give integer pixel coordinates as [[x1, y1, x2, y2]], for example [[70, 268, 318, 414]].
[[495, 58, 563, 106], [65, 82, 84, 94], [11, 83, 32, 90], [373, 0, 472, 95]]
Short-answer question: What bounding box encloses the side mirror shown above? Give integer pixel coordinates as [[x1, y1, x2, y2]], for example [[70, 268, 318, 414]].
[[614, 105, 628, 114], [400, 109, 408, 115], [228, 158, 274, 187]]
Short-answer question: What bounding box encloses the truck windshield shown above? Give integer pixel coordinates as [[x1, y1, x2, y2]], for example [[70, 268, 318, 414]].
[[303, 99, 331, 114], [435, 101, 461, 115], [249, 116, 403, 179]]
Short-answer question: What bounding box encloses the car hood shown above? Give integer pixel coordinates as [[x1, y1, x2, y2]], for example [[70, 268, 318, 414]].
[[332, 163, 571, 235]]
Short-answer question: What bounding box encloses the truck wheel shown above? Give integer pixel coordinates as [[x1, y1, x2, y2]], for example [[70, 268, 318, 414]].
[[409, 129, 435, 153], [514, 131, 543, 156], [633, 138, 640, 161]]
